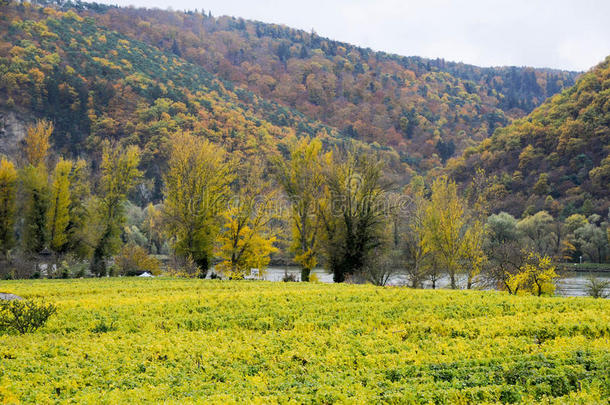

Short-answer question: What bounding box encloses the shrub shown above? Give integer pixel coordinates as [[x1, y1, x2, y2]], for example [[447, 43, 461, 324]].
[[55, 259, 89, 279], [90, 317, 117, 333], [227, 270, 245, 280], [507, 253, 558, 296], [0, 299, 57, 334], [115, 244, 161, 276], [585, 276, 610, 298], [166, 254, 201, 277], [362, 248, 401, 286], [499, 386, 522, 404], [59, 261, 71, 279]]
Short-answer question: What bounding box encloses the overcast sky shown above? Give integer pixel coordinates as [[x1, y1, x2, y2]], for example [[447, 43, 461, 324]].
[[95, 0, 610, 72]]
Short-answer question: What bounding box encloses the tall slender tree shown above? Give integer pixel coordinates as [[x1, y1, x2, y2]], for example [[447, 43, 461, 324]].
[[24, 120, 53, 167], [19, 120, 54, 256], [402, 177, 431, 288], [47, 158, 72, 253], [21, 164, 50, 255], [274, 137, 328, 281], [162, 132, 234, 275], [0, 158, 18, 259], [424, 176, 467, 289], [91, 143, 141, 276], [66, 159, 93, 259]]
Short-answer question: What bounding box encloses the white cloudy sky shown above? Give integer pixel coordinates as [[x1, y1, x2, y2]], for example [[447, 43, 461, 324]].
[[94, 0, 610, 71]]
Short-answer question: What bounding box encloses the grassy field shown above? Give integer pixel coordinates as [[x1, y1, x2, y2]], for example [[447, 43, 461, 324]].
[[0, 279, 609, 404]]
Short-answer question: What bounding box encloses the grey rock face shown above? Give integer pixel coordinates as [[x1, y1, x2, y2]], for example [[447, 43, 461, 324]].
[[0, 110, 28, 158]]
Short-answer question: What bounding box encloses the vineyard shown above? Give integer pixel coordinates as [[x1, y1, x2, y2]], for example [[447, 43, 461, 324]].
[[0, 278, 609, 403]]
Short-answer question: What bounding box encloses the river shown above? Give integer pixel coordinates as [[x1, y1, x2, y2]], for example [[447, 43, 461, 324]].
[[244, 266, 610, 297]]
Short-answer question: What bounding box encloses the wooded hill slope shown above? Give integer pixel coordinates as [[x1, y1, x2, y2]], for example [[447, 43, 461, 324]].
[[3, 0, 604, 217], [0, 2, 404, 200], [13, 0, 579, 171], [450, 57, 610, 217]]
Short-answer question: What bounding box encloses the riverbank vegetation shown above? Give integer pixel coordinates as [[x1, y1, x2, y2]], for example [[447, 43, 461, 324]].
[[0, 121, 608, 296], [0, 2, 608, 294]]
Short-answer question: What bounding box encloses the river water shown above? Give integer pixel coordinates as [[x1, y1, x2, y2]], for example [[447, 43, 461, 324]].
[[247, 266, 610, 297]]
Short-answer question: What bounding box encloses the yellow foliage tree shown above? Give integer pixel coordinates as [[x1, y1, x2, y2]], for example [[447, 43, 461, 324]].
[[47, 158, 72, 253], [162, 132, 234, 274], [91, 143, 141, 276], [24, 120, 53, 167], [461, 219, 486, 289], [507, 253, 559, 296], [216, 162, 277, 279], [424, 176, 467, 289], [116, 243, 161, 276], [0, 158, 18, 258]]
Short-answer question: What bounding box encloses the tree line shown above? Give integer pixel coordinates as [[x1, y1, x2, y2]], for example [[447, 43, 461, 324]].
[[0, 121, 608, 295]]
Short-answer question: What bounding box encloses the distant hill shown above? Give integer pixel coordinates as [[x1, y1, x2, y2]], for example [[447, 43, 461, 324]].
[[0, 0, 595, 212], [19, 0, 579, 171], [450, 57, 610, 217], [1, 2, 404, 200]]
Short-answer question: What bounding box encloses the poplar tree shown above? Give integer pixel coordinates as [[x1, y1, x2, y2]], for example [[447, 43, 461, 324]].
[[47, 158, 72, 253], [0, 158, 18, 258], [91, 143, 141, 276], [162, 132, 233, 275], [320, 151, 391, 283], [66, 159, 93, 259], [20, 120, 53, 255], [21, 164, 49, 255], [424, 176, 467, 289], [402, 177, 432, 288], [24, 120, 52, 167]]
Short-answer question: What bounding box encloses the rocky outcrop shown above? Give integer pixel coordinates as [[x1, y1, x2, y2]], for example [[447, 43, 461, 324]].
[[0, 110, 28, 158]]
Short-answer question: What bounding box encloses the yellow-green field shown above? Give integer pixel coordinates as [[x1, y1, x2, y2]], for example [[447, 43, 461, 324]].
[[0, 279, 609, 404]]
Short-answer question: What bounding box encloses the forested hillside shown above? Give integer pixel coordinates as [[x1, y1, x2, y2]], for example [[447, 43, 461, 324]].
[[9, 0, 579, 171], [0, 2, 404, 199], [450, 57, 610, 217]]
